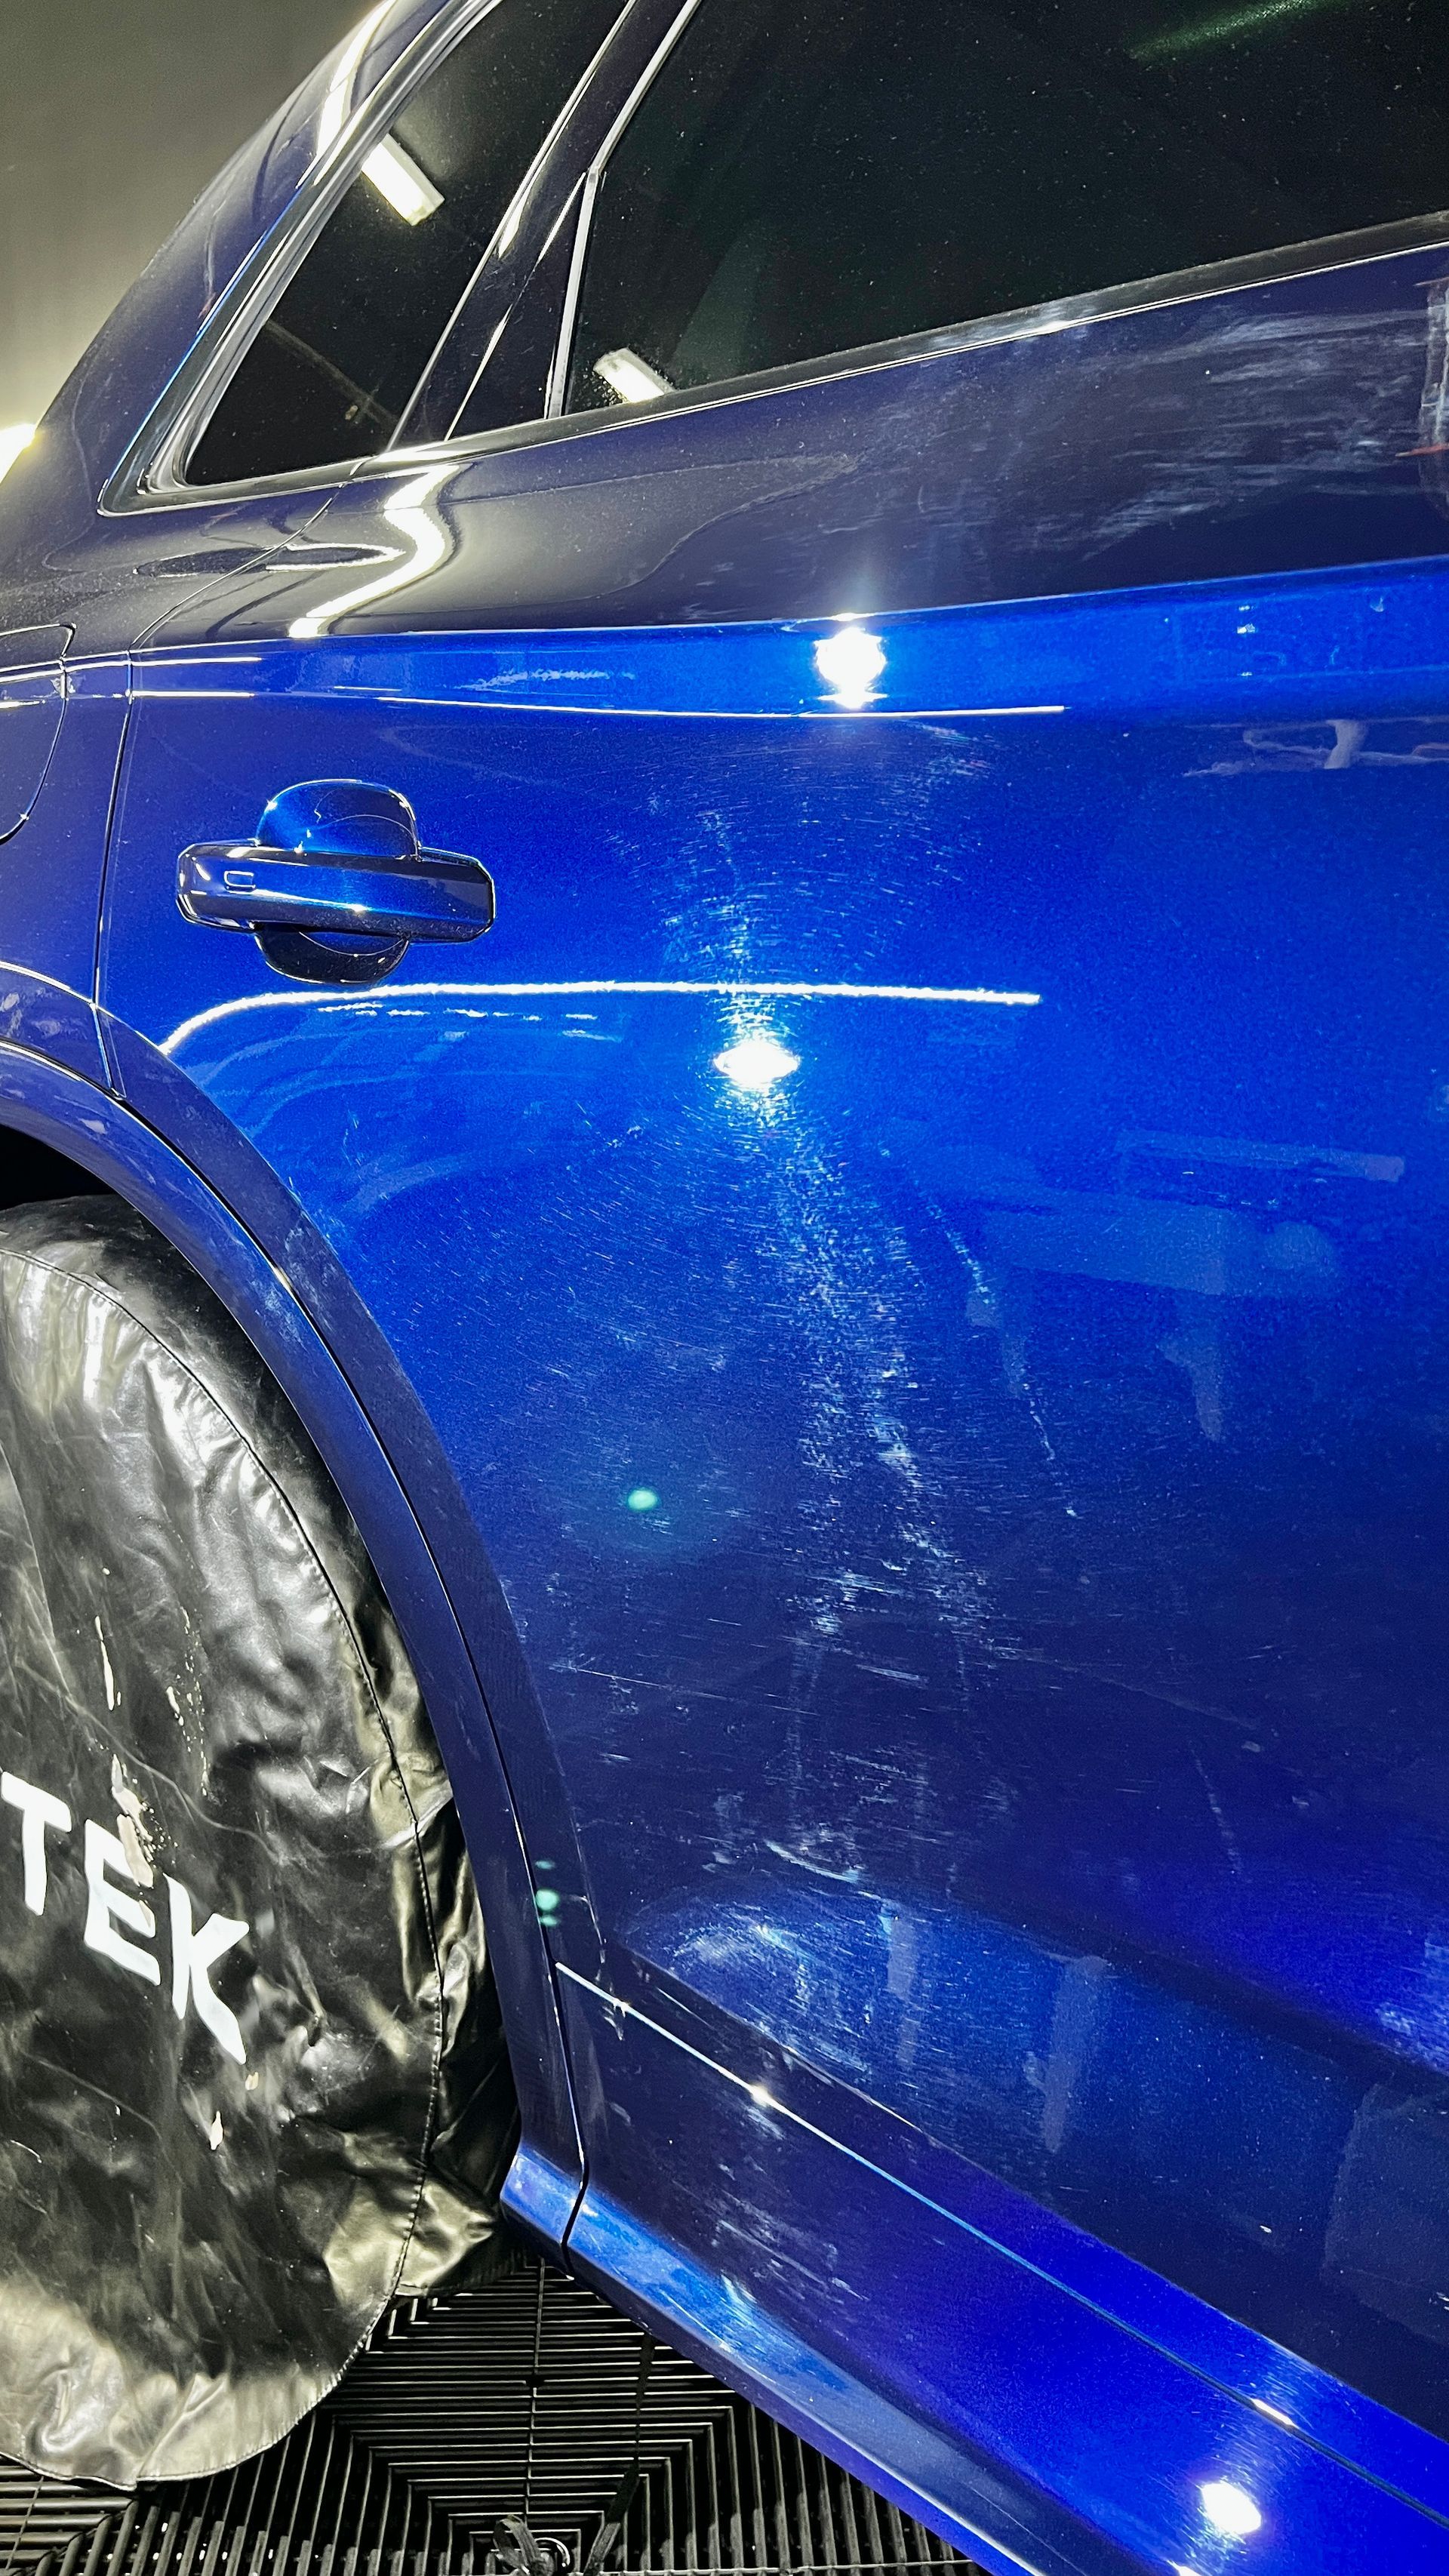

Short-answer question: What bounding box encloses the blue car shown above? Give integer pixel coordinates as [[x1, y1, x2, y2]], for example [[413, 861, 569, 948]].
[[2, 0, 1449, 2566]]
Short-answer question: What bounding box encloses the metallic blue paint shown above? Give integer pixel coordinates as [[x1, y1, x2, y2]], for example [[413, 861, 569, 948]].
[[0, 1, 1447, 2565], [558, 1981, 1449, 2576], [0, 627, 69, 842], [163, 235, 1449, 639], [97, 553, 1449, 2556]]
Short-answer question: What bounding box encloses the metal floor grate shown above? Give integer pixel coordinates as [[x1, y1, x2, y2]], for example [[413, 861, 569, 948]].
[[0, 2259, 981, 2576]]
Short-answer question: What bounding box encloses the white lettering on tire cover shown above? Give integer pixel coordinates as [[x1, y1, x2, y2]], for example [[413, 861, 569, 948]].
[[1, 1773, 71, 1912], [0, 1766, 251, 2063], [168, 1876, 248, 2065], [85, 1821, 161, 1985]]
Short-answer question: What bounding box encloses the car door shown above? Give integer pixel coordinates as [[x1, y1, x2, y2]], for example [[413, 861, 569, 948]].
[[100, 3, 1449, 2570]]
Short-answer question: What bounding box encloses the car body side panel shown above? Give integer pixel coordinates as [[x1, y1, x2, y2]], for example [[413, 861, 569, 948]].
[[175, 236, 1449, 639], [98, 537, 1449, 2565], [9, 0, 1440, 2550], [0, 655, 125, 1084], [0, 626, 69, 841], [558, 1979, 1449, 2576]]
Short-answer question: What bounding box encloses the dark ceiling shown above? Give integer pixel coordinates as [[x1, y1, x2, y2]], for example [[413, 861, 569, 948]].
[[0, 0, 364, 431]]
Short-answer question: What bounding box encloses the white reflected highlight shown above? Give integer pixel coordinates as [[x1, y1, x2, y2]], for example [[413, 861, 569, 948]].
[[595, 346, 673, 405], [1198, 2481, 1262, 2541], [290, 462, 451, 640], [363, 134, 442, 224], [318, 0, 393, 153], [814, 623, 886, 709], [1247, 2398, 1294, 2430], [0, 424, 35, 483], [162, 977, 1041, 1057], [715, 1034, 800, 1093]]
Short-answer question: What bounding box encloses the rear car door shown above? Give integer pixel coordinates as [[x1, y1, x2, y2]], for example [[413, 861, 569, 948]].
[[100, 4, 1449, 2569]]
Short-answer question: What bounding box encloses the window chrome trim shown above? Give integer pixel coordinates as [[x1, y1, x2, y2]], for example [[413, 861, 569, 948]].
[[391, 0, 647, 449], [539, 203, 1449, 448], [102, 0, 526, 513], [543, 0, 703, 420], [169, 199, 1449, 521]]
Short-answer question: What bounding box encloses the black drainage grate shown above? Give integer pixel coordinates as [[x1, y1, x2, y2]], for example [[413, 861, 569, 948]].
[[2, 2260, 981, 2576]]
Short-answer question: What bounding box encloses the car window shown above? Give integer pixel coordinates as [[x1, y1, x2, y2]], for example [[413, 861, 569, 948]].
[[566, 0, 1449, 414], [187, 0, 625, 487]]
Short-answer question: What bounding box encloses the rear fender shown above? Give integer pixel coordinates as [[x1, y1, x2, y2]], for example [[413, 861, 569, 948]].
[[0, 1040, 585, 2245]]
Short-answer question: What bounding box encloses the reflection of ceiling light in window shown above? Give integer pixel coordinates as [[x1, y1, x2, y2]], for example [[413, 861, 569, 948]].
[[0, 424, 35, 483], [594, 346, 673, 406], [1130, 0, 1353, 57], [363, 135, 443, 225]]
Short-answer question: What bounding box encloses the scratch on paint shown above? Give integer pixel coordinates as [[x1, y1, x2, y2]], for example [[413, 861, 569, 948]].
[[1192, 1750, 1244, 1874]]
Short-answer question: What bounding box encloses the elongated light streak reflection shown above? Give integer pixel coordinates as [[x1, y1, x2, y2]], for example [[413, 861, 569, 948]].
[[1130, 0, 1353, 56], [162, 977, 1041, 1056], [317, 0, 393, 153], [289, 463, 451, 640]]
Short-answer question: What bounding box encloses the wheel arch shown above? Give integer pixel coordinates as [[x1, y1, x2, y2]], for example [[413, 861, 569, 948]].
[[0, 1041, 586, 2248]]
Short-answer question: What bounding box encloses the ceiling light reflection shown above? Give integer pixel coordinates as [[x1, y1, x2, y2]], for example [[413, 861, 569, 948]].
[[0, 425, 35, 484], [1198, 2481, 1263, 2541], [814, 623, 886, 709], [363, 134, 442, 224], [715, 1035, 800, 1094], [161, 978, 1041, 1059], [595, 346, 673, 405]]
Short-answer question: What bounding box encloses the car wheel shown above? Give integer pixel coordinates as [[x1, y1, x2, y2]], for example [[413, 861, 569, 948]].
[[0, 1194, 513, 2487]]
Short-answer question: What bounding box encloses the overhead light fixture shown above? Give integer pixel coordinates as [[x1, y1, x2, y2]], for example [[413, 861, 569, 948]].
[[363, 134, 443, 225], [0, 424, 35, 484], [594, 346, 673, 406]]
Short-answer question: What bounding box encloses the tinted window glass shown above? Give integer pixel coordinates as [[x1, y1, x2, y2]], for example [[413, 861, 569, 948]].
[[568, 0, 1449, 412], [189, 0, 623, 485]]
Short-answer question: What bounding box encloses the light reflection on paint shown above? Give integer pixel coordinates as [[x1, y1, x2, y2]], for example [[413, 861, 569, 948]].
[[162, 977, 1041, 1057], [714, 1034, 800, 1093], [289, 463, 451, 641], [1198, 2480, 1263, 2540], [814, 624, 887, 709]]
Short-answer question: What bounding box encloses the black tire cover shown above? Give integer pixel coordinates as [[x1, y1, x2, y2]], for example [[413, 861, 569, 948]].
[[0, 1198, 513, 2485]]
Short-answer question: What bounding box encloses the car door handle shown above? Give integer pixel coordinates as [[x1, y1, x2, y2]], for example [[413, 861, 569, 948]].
[[177, 841, 495, 942], [175, 779, 495, 986]]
